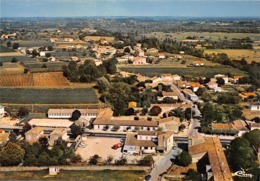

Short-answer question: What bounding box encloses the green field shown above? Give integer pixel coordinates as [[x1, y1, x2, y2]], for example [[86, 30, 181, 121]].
[[0, 44, 16, 53], [120, 66, 247, 77], [144, 32, 260, 41], [0, 88, 98, 104], [0, 170, 145, 181]]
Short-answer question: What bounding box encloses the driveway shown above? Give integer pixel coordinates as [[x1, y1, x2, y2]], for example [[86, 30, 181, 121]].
[[76, 137, 123, 163]]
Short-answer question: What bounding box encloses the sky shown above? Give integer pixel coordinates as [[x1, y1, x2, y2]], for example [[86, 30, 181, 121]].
[[1, 0, 260, 18]]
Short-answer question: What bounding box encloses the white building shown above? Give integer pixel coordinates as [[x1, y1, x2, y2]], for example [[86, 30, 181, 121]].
[[249, 102, 260, 111], [0, 106, 4, 118], [48, 108, 99, 119]]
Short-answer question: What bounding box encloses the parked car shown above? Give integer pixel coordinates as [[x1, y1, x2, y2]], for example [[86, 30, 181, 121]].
[[112, 143, 123, 149]]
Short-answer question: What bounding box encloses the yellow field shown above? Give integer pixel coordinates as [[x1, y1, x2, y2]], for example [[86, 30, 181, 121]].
[[204, 49, 260, 63], [0, 72, 70, 87]]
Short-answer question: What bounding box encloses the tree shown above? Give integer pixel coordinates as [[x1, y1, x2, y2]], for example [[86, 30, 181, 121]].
[[162, 97, 176, 104], [47, 46, 53, 51], [42, 64, 47, 68], [179, 124, 186, 131], [243, 129, 260, 149], [70, 154, 82, 163], [104, 155, 113, 165], [0, 142, 25, 166], [176, 151, 192, 167], [17, 107, 29, 118], [32, 49, 39, 57], [124, 47, 131, 53], [9, 131, 17, 142], [139, 155, 154, 166], [70, 124, 83, 136], [11, 57, 18, 63], [0, 62, 3, 66], [12, 43, 19, 49], [149, 106, 162, 116], [7, 41, 11, 47], [115, 157, 127, 165], [196, 87, 206, 96], [229, 137, 257, 171], [89, 154, 101, 165], [45, 53, 51, 58], [185, 108, 193, 120], [39, 136, 49, 148], [216, 77, 225, 86], [125, 108, 135, 116], [71, 110, 81, 121], [141, 108, 148, 116], [185, 169, 200, 181], [97, 77, 110, 93]]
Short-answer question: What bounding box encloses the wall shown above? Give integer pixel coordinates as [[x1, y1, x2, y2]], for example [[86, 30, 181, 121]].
[[0, 165, 150, 172]]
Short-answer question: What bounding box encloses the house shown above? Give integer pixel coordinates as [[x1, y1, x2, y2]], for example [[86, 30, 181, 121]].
[[123, 131, 174, 155], [0, 106, 4, 118], [213, 87, 223, 92], [48, 56, 56, 62], [49, 128, 69, 146], [29, 119, 73, 128], [159, 116, 180, 133], [232, 75, 245, 84], [71, 56, 79, 61], [206, 82, 218, 89], [239, 92, 257, 100], [188, 136, 233, 181], [172, 74, 182, 81], [173, 54, 183, 59], [183, 89, 199, 101], [248, 122, 260, 130], [133, 57, 146, 65], [93, 109, 158, 132], [158, 53, 166, 59], [128, 101, 137, 108], [214, 74, 229, 84], [157, 91, 179, 101], [192, 61, 204, 66], [93, 59, 103, 66], [25, 127, 44, 144], [177, 81, 190, 89], [0, 129, 9, 145], [249, 102, 260, 111], [64, 38, 74, 42], [147, 48, 159, 53], [48, 108, 100, 119], [190, 82, 201, 92]]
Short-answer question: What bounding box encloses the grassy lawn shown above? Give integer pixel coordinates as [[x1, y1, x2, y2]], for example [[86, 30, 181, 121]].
[[120, 66, 247, 77], [204, 49, 260, 63], [0, 87, 99, 104], [0, 170, 146, 181]]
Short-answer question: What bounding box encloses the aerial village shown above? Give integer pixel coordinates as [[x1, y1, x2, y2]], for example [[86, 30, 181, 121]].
[[0, 18, 260, 181]]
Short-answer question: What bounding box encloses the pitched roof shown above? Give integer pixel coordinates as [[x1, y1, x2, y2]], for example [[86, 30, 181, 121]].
[[211, 123, 235, 130], [162, 91, 179, 97], [29, 119, 73, 128], [26, 127, 44, 135], [125, 133, 157, 147], [189, 137, 232, 181], [48, 108, 100, 115]]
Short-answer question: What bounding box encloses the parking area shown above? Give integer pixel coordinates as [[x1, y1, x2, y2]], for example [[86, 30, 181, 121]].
[[76, 137, 123, 162]]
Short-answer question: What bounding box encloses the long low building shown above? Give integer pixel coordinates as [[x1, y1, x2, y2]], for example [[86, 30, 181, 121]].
[[48, 108, 100, 119], [29, 118, 73, 128]]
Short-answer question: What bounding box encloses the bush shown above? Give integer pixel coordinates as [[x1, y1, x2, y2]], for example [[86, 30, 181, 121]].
[[139, 155, 154, 166], [115, 157, 127, 165]]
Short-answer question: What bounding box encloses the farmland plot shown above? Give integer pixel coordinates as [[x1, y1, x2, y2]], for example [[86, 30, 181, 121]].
[[0, 88, 98, 104], [0, 72, 70, 87]]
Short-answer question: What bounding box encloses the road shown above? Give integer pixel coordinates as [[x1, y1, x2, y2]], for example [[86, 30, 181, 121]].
[[171, 83, 201, 136], [148, 147, 182, 181]]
